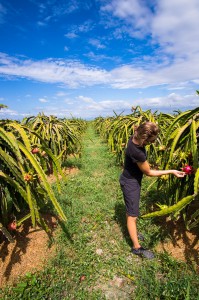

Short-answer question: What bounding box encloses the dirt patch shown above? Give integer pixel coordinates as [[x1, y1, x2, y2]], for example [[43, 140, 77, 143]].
[[1, 219, 198, 289], [47, 166, 79, 184], [0, 167, 78, 288], [93, 275, 135, 300], [155, 217, 199, 267], [0, 214, 57, 288], [92, 171, 105, 177], [1, 214, 198, 289]]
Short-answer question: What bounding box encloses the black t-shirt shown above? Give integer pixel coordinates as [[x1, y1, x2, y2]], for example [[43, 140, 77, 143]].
[[123, 136, 147, 182]]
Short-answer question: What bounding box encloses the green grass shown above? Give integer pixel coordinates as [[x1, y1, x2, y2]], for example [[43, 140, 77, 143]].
[[1, 124, 198, 300]]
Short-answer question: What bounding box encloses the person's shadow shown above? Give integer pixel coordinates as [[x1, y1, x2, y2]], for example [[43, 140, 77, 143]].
[[114, 202, 132, 247], [114, 194, 199, 267]]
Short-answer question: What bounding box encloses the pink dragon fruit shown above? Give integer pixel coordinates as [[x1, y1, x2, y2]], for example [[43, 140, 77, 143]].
[[182, 165, 193, 175]]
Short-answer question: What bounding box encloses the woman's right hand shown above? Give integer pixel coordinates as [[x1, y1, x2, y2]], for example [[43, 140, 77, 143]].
[[173, 170, 186, 177]]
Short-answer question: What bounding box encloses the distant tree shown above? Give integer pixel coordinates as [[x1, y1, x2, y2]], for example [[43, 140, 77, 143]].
[[0, 104, 8, 110]]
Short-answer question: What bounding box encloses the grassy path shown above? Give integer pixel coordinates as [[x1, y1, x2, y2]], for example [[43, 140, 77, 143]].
[[57, 124, 135, 299], [1, 124, 198, 300]]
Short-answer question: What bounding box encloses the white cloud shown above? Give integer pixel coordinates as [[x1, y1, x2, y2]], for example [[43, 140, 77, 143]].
[[64, 99, 74, 105], [56, 92, 67, 97], [152, 0, 199, 57], [101, 0, 199, 60], [34, 104, 72, 117], [110, 65, 149, 88], [63, 21, 94, 43], [75, 93, 198, 118], [0, 51, 199, 91], [0, 54, 110, 87], [78, 21, 94, 33], [1, 1, 199, 92], [76, 97, 132, 115], [88, 38, 106, 49], [64, 32, 78, 39], [37, 21, 47, 27], [101, 0, 153, 37], [0, 108, 18, 116], [1, 92, 197, 120], [85, 51, 121, 63], [110, 53, 199, 88], [36, 0, 79, 25], [77, 95, 95, 103], [167, 86, 186, 91], [98, 100, 131, 110], [39, 98, 48, 103], [38, 3, 46, 13], [132, 92, 199, 109]]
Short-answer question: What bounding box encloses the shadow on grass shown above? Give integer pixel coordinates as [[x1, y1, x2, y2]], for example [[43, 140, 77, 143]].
[[141, 187, 199, 266], [156, 215, 199, 266], [58, 221, 74, 244], [113, 202, 132, 248], [114, 199, 199, 267], [141, 186, 167, 211], [62, 156, 82, 170]]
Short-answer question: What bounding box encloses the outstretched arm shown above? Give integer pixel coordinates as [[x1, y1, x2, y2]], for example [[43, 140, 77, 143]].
[[137, 160, 185, 178]]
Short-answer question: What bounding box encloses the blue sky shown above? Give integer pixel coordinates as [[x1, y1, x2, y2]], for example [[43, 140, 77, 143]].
[[0, 0, 199, 120]]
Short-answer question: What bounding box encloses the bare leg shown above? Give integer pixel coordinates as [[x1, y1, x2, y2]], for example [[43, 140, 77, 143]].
[[126, 214, 155, 259], [126, 214, 141, 249]]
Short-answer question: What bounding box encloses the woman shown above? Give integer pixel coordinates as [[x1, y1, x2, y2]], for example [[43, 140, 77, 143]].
[[119, 122, 185, 259]]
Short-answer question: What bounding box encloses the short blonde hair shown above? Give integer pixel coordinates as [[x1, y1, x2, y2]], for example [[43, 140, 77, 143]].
[[135, 122, 159, 144]]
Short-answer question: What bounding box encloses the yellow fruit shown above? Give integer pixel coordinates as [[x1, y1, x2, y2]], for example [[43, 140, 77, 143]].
[[41, 150, 47, 157], [24, 173, 33, 181], [158, 145, 166, 151], [161, 175, 169, 180]]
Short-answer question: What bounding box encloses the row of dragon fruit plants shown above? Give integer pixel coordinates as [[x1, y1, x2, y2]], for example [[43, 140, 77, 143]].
[[0, 113, 87, 242], [94, 105, 199, 230]]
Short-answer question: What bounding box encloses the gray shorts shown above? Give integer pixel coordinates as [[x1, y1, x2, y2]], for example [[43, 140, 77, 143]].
[[119, 174, 141, 217]]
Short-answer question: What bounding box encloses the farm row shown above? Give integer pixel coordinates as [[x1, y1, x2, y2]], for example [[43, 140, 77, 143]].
[[0, 114, 87, 241], [94, 106, 199, 229], [0, 105, 199, 243]]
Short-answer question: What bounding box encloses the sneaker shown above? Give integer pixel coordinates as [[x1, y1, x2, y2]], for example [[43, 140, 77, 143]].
[[131, 246, 155, 259]]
